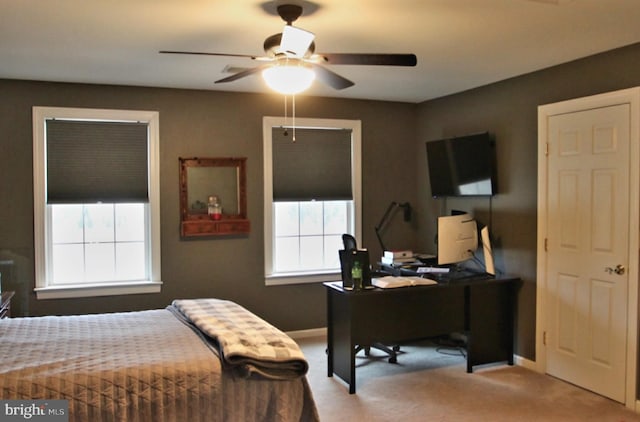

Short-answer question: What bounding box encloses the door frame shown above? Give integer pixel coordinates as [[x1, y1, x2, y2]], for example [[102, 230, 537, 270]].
[[536, 87, 640, 410]]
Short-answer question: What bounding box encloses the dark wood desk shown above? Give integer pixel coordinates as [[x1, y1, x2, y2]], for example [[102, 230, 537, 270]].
[[324, 276, 518, 393]]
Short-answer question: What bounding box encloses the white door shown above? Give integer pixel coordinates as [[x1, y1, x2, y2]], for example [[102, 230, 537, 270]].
[[545, 104, 630, 402]]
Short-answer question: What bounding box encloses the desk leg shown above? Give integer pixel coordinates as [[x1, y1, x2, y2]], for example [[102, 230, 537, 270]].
[[327, 289, 357, 393], [464, 286, 473, 373], [466, 281, 515, 372], [333, 317, 356, 393], [332, 344, 356, 394], [326, 289, 334, 378], [349, 365, 356, 394]]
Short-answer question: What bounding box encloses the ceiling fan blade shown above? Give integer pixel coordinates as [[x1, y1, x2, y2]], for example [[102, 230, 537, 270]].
[[317, 53, 417, 66], [310, 64, 354, 90], [280, 25, 315, 57], [160, 50, 261, 60], [214, 64, 272, 84]]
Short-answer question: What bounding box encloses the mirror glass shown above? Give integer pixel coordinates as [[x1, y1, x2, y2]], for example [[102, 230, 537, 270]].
[[187, 167, 239, 215]]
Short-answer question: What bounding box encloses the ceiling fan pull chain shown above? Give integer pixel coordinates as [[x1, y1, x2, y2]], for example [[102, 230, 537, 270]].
[[292, 94, 296, 142], [280, 95, 291, 138]]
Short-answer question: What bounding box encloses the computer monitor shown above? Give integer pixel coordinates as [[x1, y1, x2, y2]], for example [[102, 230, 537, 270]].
[[437, 213, 478, 266]]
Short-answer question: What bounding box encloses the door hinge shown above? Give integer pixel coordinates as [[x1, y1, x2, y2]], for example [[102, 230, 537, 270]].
[[545, 238, 548, 252], [543, 331, 547, 346], [545, 142, 549, 156]]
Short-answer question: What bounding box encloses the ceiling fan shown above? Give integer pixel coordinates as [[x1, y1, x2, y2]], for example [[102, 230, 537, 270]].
[[159, 4, 417, 92]]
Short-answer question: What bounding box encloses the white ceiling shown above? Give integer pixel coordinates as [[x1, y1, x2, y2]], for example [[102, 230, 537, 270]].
[[2, 0, 640, 103]]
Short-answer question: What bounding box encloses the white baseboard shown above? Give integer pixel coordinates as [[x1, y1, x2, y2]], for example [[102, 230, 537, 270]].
[[514, 354, 537, 371], [286, 327, 327, 340]]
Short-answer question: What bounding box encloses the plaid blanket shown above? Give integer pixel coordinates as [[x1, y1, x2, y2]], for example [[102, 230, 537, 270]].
[[169, 298, 309, 380]]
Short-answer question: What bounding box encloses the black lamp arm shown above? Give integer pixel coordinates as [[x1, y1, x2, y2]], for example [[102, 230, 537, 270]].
[[375, 201, 412, 252]]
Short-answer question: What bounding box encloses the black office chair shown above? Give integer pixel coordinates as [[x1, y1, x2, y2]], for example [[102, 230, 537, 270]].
[[342, 233, 358, 252], [341, 234, 400, 363]]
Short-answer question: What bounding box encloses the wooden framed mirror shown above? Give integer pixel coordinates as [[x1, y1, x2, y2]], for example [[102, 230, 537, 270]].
[[179, 157, 250, 237]]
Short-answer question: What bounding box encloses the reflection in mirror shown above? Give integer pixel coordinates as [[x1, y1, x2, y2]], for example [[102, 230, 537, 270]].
[[179, 157, 249, 237], [187, 167, 239, 215]]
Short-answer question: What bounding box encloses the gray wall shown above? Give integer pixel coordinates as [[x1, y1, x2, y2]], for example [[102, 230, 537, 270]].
[[1, 41, 639, 364], [0, 80, 418, 330], [416, 42, 640, 360]]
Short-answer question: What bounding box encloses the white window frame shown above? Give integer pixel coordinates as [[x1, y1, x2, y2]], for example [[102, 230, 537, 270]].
[[33, 106, 162, 299], [263, 116, 362, 285]]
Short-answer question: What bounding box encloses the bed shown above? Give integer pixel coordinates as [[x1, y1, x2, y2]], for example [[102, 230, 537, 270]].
[[0, 298, 319, 422]]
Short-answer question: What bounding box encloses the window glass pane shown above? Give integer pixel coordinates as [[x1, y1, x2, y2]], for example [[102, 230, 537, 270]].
[[116, 203, 145, 242], [274, 202, 299, 236], [52, 244, 84, 284], [300, 236, 324, 269], [51, 204, 84, 243], [273, 200, 351, 273], [49, 202, 149, 285], [324, 235, 343, 268], [85, 243, 115, 282], [300, 201, 323, 236], [116, 242, 146, 280], [275, 236, 300, 272], [84, 204, 115, 243], [324, 201, 349, 235]]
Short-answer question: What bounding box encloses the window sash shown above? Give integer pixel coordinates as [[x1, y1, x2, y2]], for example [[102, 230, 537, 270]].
[[48, 203, 149, 285], [272, 200, 351, 274]]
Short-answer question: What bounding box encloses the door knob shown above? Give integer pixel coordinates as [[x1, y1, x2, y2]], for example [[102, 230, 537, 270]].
[[604, 264, 625, 275]]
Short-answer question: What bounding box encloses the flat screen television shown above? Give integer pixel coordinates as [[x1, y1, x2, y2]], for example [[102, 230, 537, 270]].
[[426, 132, 497, 197]]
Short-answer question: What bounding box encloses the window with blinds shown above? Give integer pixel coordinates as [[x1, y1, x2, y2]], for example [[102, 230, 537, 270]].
[[33, 107, 162, 299], [263, 117, 362, 285]]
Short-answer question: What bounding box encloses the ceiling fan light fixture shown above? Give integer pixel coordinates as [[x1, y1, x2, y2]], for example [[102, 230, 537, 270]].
[[262, 59, 315, 95], [163, 2, 416, 93]]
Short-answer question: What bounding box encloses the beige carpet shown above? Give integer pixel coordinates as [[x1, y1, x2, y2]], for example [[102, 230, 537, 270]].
[[297, 335, 640, 422]]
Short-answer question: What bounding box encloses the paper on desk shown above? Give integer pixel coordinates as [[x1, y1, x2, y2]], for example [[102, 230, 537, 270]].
[[416, 267, 450, 274], [372, 276, 437, 289]]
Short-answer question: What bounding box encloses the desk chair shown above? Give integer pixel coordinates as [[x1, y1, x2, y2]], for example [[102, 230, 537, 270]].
[[341, 234, 400, 364]]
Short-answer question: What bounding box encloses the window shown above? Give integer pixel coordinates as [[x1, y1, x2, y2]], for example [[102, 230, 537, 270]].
[[263, 117, 362, 285], [33, 107, 161, 299]]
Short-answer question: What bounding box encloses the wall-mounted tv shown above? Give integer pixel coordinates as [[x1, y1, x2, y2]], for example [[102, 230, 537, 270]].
[[426, 132, 497, 198]]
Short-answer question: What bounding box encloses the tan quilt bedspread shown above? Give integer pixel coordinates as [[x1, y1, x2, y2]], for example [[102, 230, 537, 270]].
[[0, 308, 319, 422], [170, 298, 309, 380]]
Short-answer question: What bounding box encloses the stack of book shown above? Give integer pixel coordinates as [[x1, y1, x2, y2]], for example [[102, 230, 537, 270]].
[[380, 250, 418, 266]]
